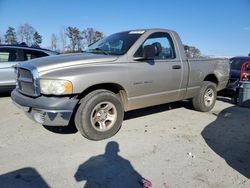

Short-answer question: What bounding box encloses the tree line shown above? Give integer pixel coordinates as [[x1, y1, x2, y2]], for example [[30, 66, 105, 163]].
[[0, 24, 104, 53], [1, 24, 202, 57], [2, 24, 42, 47], [184, 45, 201, 58]]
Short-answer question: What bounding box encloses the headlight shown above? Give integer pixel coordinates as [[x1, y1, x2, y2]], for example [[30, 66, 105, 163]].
[[40, 79, 73, 95]]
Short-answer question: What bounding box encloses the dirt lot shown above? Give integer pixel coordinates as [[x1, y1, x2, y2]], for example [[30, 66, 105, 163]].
[[0, 93, 250, 188]]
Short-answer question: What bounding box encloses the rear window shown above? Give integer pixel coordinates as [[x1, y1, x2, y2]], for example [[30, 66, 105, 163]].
[[23, 50, 48, 60], [230, 58, 250, 70]]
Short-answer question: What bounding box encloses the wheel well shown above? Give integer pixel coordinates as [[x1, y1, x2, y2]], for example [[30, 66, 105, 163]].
[[77, 83, 128, 110], [204, 74, 218, 86]]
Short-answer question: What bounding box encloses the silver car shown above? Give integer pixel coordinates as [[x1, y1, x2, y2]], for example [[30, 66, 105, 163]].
[[0, 44, 58, 92]]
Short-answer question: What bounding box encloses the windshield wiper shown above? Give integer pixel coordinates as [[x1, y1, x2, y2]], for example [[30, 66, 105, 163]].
[[92, 48, 109, 55]]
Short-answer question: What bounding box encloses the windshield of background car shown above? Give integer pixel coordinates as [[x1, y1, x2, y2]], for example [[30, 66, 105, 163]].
[[230, 58, 250, 70], [86, 31, 144, 55]]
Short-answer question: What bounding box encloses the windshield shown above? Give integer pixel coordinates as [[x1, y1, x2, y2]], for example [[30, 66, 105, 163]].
[[85, 31, 143, 55], [230, 58, 250, 70]]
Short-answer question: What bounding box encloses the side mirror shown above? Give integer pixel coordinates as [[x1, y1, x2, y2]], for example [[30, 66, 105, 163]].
[[133, 45, 156, 61]]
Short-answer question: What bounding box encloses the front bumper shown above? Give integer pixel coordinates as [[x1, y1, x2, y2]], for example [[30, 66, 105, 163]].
[[11, 89, 79, 126]]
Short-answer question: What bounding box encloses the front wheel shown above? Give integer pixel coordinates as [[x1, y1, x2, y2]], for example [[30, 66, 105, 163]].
[[192, 81, 217, 112], [75, 90, 124, 140]]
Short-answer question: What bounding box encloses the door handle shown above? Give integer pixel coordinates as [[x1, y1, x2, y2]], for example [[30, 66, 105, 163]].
[[172, 65, 181, 69]]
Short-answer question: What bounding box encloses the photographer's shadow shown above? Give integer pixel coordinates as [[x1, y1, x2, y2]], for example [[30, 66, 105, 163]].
[[74, 141, 145, 188], [202, 105, 250, 179]]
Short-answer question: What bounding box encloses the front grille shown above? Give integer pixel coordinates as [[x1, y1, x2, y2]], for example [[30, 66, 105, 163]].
[[19, 81, 34, 94], [19, 68, 33, 78], [17, 67, 39, 96]]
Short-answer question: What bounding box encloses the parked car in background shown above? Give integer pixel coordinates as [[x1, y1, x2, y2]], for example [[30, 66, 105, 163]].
[[230, 56, 250, 81], [220, 56, 250, 99], [0, 44, 58, 92]]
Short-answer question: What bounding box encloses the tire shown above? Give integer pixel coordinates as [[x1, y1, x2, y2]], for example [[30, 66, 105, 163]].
[[192, 81, 217, 112], [75, 89, 124, 140]]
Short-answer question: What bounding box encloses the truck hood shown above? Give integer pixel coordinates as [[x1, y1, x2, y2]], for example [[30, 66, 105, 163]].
[[25, 53, 118, 73]]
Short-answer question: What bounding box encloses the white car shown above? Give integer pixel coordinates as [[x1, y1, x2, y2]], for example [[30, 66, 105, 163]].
[[0, 44, 58, 92]]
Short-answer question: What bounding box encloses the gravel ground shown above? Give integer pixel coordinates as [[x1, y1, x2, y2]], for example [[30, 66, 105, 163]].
[[0, 93, 250, 188]]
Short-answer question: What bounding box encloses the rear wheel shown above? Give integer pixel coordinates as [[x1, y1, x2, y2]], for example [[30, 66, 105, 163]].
[[75, 90, 124, 140], [192, 81, 217, 112]]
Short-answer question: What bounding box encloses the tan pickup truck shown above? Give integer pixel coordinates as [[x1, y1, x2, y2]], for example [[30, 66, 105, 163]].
[[11, 29, 229, 140]]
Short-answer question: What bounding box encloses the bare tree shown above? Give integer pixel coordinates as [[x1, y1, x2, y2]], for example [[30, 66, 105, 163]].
[[82, 28, 104, 47], [60, 27, 68, 52], [0, 34, 2, 44], [82, 28, 95, 46], [18, 25, 25, 43], [94, 31, 104, 41], [66, 27, 82, 52], [51, 34, 58, 51], [17, 24, 36, 46], [184, 45, 201, 58]]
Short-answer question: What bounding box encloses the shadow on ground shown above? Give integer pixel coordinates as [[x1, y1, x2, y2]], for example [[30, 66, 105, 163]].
[[43, 124, 78, 134], [124, 100, 193, 120], [0, 167, 49, 188], [74, 141, 149, 188], [202, 105, 250, 179]]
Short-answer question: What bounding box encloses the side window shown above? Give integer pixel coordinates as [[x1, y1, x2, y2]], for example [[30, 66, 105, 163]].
[[23, 50, 48, 60], [135, 32, 176, 60], [0, 48, 18, 62]]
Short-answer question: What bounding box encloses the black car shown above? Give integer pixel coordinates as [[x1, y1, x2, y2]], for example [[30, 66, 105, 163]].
[[220, 56, 250, 100]]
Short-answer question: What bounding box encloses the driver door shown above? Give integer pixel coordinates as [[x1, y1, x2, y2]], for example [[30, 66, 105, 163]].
[[128, 32, 183, 110]]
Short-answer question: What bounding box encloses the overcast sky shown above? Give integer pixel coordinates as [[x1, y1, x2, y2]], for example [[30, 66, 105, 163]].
[[0, 0, 249, 56]]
